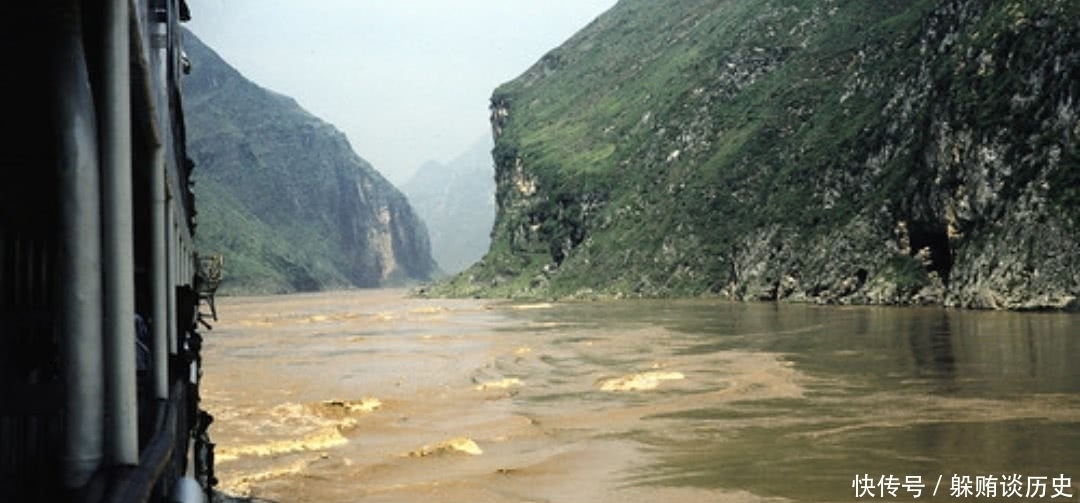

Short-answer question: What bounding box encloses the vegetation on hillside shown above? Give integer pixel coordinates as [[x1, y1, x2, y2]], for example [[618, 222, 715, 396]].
[[183, 30, 436, 294], [435, 0, 1080, 310]]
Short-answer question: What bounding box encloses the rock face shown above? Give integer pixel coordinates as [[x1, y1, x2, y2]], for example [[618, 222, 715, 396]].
[[183, 30, 436, 293], [401, 136, 496, 274], [440, 0, 1080, 310]]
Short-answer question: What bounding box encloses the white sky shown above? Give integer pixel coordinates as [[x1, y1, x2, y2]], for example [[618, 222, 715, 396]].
[[185, 0, 617, 185]]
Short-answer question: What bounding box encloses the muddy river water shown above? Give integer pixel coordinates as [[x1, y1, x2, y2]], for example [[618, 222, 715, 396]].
[[202, 289, 1080, 502]]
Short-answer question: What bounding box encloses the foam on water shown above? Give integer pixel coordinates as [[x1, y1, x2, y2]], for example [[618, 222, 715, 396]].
[[600, 371, 685, 391], [201, 290, 1080, 503], [407, 437, 484, 457], [474, 377, 524, 391]]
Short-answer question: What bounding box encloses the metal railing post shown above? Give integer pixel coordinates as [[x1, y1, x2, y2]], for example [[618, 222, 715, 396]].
[[55, 0, 105, 488], [150, 1, 170, 402], [102, 0, 139, 466]]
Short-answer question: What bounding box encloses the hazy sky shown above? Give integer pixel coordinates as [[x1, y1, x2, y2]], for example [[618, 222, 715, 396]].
[[185, 0, 617, 185]]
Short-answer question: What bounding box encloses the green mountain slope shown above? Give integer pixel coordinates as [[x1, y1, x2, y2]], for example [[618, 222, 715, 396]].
[[402, 136, 496, 274], [438, 0, 1080, 310], [183, 31, 436, 294]]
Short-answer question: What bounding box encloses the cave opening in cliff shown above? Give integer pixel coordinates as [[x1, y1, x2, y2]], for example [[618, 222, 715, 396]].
[[907, 221, 952, 285]]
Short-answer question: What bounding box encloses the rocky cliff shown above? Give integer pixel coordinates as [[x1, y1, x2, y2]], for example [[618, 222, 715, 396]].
[[439, 0, 1079, 310], [402, 136, 496, 274], [183, 31, 436, 293]]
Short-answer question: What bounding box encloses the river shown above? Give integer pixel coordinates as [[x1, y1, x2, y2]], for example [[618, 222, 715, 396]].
[[202, 289, 1080, 502]]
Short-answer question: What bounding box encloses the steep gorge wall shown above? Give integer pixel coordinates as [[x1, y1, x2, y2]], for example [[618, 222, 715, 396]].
[[183, 31, 436, 293], [402, 137, 497, 275], [443, 0, 1079, 310]]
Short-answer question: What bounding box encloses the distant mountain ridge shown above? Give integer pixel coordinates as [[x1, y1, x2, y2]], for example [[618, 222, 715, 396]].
[[182, 30, 436, 294], [402, 136, 496, 274], [436, 0, 1080, 310]]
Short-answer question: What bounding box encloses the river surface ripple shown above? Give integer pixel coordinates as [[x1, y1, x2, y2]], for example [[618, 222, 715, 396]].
[[202, 290, 1080, 503]]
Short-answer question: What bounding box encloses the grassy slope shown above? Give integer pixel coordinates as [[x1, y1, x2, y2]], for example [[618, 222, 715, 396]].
[[437, 0, 1079, 303]]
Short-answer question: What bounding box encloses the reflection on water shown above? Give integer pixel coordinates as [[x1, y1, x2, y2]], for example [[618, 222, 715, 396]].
[[203, 291, 1080, 502], [580, 303, 1080, 501], [907, 312, 956, 380]]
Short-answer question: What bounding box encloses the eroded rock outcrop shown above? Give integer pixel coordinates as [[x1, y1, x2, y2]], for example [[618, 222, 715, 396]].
[[439, 0, 1079, 310]]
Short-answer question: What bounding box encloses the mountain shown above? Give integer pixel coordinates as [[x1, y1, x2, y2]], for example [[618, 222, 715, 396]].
[[182, 30, 436, 294], [435, 0, 1080, 310], [401, 136, 496, 274]]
